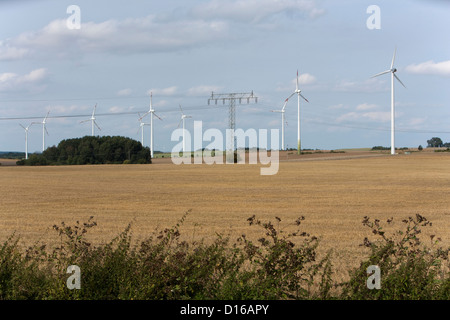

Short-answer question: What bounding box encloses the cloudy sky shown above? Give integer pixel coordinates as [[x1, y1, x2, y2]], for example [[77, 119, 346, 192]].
[[1, 0, 449, 153]]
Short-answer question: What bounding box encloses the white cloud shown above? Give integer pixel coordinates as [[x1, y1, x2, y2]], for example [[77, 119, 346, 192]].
[[406, 117, 426, 127], [109, 106, 123, 113], [328, 103, 349, 110], [117, 88, 132, 96], [0, 0, 325, 61], [187, 85, 223, 96], [147, 86, 178, 96], [191, 0, 325, 23], [405, 60, 450, 77], [276, 72, 317, 92], [0, 68, 48, 92], [0, 42, 29, 60], [336, 111, 391, 123], [296, 73, 317, 85], [356, 103, 377, 111], [335, 102, 396, 124], [333, 78, 387, 93], [0, 15, 230, 60]]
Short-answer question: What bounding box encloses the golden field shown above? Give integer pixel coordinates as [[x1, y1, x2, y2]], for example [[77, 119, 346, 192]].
[[1, 151, 449, 282]]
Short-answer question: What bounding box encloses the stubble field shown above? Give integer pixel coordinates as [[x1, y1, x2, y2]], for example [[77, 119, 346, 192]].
[[1, 151, 449, 282]]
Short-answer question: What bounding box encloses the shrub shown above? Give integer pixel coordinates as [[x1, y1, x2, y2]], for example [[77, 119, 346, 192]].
[[0, 212, 447, 300], [340, 214, 449, 300], [235, 215, 332, 299]]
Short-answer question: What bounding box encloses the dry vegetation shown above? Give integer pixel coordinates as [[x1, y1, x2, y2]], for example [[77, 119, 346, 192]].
[[1, 151, 449, 284]]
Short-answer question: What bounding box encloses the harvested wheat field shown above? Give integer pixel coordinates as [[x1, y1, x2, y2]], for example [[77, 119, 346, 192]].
[[1, 151, 449, 283]]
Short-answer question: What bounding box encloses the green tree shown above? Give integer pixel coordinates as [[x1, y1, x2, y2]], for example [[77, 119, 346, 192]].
[[18, 136, 151, 166], [427, 137, 443, 148]]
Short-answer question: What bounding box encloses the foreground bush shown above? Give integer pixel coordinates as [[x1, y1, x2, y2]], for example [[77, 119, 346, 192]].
[[0, 212, 448, 300], [340, 214, 449, 300]]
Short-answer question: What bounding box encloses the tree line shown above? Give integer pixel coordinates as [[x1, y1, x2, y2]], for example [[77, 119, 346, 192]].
[[426, 137, 450, 148], [16, 136, 151, 166]]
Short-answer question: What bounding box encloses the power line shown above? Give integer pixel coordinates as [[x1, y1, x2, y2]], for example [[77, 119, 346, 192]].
[[1, 100, 449, 135]]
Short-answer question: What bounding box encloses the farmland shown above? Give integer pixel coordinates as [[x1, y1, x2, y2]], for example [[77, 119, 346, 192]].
[[1, 150, 449, 283]]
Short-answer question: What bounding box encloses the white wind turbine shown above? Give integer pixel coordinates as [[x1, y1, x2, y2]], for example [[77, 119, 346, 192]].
[[270, 99, 288, 150], [139, 92, 162, 157], [137, 113, 150, 146], [284, 70, 309, 155], [178, 104, 192, 154], [80, 104, 101, 137], [31, 111, 50, 152], [19, 122, 34, 159], [371, 48, 406, 155]]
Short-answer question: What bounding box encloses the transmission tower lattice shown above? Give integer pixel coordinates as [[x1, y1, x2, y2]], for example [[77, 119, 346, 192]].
[[208, 91, 258, 153]]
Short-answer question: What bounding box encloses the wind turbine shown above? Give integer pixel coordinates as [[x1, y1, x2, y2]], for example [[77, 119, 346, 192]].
[[371, 48, 406, 155], [139, 92, 162, 157], [19, 123, 34, 159], [178, 104, 192, 154], [32, 111, 50, 152], [137, 113, 150, 146], [284, 70, 309, 154], [80, 104, 101, 137], [270, 99, 288, 150]]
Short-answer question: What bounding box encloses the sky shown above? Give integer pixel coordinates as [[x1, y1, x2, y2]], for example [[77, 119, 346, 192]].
[[0, 0, 449, 153]]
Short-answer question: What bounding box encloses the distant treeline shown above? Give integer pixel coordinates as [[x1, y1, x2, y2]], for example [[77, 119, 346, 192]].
[[16, 136, 151, 166], [0, 152, 25, 159]]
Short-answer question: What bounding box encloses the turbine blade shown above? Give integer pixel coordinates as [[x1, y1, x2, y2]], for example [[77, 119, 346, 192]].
[[371, 70, 391, 78], [296, 70, 299, 91], [177, 119, 182, 128], [19, 124, 26, 130], [394, 73, 406, 88], [179, 104, 184, 115], [391, 47, 397, 70], [44, 126, 49, 135], [154, 113, 163, 121], [285, 92, 296, 101], [94, 121, 101, 130], [299, 93, 309, 103], [44, 110, 50, 121], [138, 111, 150, 121], [92, 104, 97, 116]]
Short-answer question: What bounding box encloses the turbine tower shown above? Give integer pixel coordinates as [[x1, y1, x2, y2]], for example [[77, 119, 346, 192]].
[[139, 92, 162, 157], [271, 99, 288, 151], [284, 71, 309, 155], [371, 48, 406, 155], [19, 123, 34, 159], [32, 111, 50, 152], [137, 113, 150, 146], [80, 104, 101, 136], [178, 104, 192, 154]]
